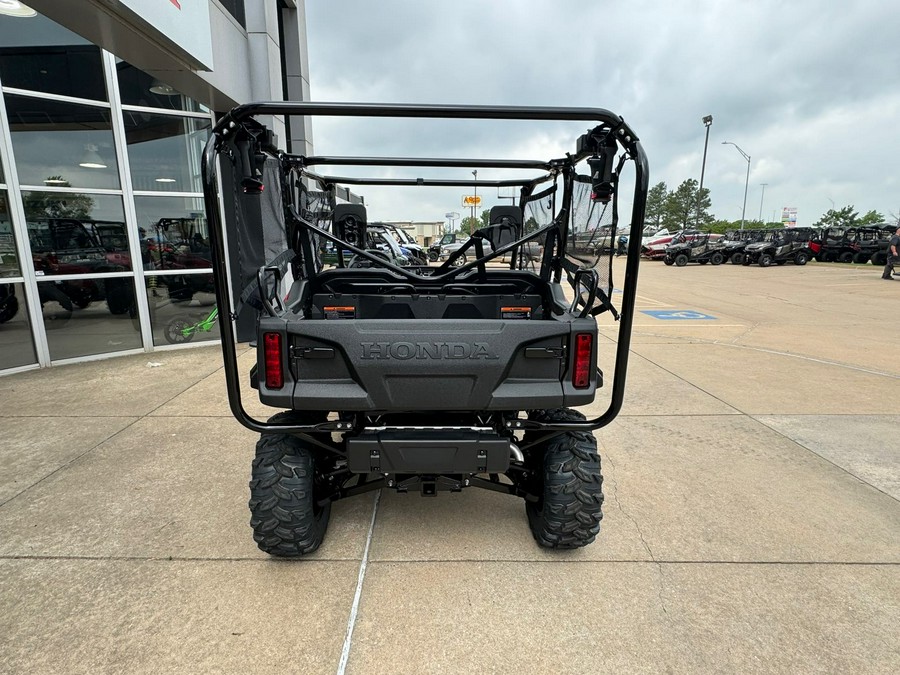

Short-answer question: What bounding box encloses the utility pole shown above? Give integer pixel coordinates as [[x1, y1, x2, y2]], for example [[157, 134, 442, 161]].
[[722, 141, 751, 231], [758, 183, 768, 223]]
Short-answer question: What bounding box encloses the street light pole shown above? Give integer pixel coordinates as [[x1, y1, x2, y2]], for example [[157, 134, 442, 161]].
[[758, 183, 767, 224], [696, 115, 713, 225], [472, 169, 478, 225], [722, 141, 750, 230]]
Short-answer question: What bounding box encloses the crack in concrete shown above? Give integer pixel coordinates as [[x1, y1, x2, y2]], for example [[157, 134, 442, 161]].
[[604, 453, 670, 617], [728, 321, 760, 345]]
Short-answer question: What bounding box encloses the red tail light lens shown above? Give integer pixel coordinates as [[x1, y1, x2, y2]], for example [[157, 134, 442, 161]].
[[263, 332, 284, 389], [572, 333, 593, 389]]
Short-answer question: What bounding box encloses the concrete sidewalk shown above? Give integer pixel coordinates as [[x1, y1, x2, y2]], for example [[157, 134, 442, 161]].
[[1, 261, 899, 674]]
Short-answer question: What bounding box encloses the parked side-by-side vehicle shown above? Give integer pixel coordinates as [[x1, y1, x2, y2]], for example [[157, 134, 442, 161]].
[[201, 102, 648, 556]]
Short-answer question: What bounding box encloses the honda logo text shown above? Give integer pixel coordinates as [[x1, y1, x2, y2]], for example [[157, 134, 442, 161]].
[[360, 341, 498, 360]]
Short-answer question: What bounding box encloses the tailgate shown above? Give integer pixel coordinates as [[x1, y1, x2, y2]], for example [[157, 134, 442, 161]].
[[257, 318, 598, 412]]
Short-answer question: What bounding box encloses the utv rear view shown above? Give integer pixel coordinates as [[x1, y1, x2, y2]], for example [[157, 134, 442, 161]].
[[201, 102, 648, 556]]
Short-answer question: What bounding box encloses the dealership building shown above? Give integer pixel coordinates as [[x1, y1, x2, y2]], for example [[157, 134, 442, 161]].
[[0, 0, 312, 374]]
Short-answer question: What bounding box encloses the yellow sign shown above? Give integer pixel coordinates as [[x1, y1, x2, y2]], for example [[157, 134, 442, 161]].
[[462, 195, 482, 207]]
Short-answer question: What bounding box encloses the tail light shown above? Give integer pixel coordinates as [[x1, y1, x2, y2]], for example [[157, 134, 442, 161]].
[[263, 332, 284, 389], [572, 332, 593, 389]]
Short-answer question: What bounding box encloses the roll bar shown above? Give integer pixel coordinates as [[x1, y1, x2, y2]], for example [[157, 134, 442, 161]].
[[201, 102, 649, 435]]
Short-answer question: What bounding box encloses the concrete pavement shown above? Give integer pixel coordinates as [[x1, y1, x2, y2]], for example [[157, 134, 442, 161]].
[[1, 260, 898, 673]]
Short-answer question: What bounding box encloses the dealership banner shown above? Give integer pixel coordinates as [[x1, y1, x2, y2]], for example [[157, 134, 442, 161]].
[[782, 207, 797, 227]]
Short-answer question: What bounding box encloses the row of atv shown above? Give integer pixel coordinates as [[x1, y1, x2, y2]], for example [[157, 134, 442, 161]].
[[661, 224, 896, 268], [662, 228, 815, 267]]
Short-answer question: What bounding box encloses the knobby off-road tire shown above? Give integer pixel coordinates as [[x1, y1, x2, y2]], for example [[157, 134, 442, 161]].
[[249, 411, 331, 557], [674, 253, 689, 267], [710, 252, 724, 265], [524, 408, 604, 549], [794, 251, 809, 266], [730, 252, 744, 265]]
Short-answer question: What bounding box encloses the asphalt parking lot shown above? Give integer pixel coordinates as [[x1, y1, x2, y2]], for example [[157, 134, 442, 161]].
[[1, 259, 898, 674]]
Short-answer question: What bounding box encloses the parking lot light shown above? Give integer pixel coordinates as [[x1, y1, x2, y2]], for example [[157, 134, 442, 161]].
[[722, 141, 751, 231]]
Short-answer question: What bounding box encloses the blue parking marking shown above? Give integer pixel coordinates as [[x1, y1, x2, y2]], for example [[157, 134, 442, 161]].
[[641, 310, 717, 320]]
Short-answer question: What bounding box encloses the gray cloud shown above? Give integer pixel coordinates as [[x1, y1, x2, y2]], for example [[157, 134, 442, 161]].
[[305, 0, 900, 225]]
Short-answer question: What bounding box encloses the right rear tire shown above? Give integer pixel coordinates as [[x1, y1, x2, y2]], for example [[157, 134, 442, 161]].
[[524, 408, 603, 549], [249, 411, 332, 557]]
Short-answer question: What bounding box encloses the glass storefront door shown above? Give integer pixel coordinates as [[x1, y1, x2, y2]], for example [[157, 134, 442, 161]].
[[0, 7, 215, 373]]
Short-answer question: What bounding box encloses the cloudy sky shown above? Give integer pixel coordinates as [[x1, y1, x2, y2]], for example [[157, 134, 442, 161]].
[[304, 0, 900, 227]]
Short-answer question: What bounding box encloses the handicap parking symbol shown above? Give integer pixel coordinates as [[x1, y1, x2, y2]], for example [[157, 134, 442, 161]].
[[641, 309, 717, 320]]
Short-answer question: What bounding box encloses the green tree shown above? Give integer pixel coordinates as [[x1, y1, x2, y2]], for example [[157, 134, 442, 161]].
[[813, 206, 857, 229], [644, 181, 667, 229], [459, 215, 479, 235], [857, 209, 885, 226], [22, 177, 94, 220], [662, 179, 713, 230]]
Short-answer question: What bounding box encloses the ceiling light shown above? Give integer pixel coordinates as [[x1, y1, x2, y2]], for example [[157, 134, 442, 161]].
[[149, 78, 178, 96], [0, 1, 37, 17], [43, 178, 69, 185], [79, 144, 107, 169], [155, 178, 177, 183]]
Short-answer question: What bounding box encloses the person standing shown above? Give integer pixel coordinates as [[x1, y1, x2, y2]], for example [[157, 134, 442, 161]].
[[883, 226, 900, 280]]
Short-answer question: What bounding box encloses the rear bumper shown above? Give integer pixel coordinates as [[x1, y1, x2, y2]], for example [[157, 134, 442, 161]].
[[347, 428, 511, 473]]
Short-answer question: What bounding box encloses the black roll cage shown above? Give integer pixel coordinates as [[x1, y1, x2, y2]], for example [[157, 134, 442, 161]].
[[201, 102, 649, 437]]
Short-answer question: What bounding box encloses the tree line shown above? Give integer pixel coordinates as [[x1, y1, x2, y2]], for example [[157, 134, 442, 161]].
[[453, 179, 897, 237], [646, 180, 894, 234]]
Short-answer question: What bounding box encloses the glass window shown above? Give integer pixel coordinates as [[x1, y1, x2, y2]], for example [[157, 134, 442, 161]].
[[38, 277, 141, 360], [0, 282, 37, 370], [0, 11, 106, 101], [6, 95, 120, 189], [21, 192, 131, 276], [115, 59, 208, 113], [123, 112, 210, 192], [134, 196, 209, 272], [0, 190, 21, 277], [145, 275, 218, 346], [218, 0, 246, 29]]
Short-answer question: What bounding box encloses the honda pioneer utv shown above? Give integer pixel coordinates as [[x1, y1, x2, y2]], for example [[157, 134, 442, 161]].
[[201, 102, 648, 556], [720, 228, 765, 265], [742, 227, 815, 267], [663, 231, 726, 266]]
